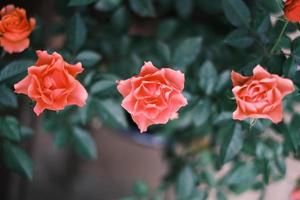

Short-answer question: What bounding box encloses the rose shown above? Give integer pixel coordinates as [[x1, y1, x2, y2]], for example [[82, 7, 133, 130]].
[[231, 65, 294, 123], [14, 51, 88, 115], [284, 0, 300, 22], [0, 5, 36, 53], [117, 62, 188, 133], [291, 189, 300, 200]]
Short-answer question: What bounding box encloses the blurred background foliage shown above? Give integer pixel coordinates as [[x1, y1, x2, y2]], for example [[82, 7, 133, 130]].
[[0, 0, 300, 199]]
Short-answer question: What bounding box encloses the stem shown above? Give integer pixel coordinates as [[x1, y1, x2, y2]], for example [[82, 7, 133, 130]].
[[270, 21, 289, 54]]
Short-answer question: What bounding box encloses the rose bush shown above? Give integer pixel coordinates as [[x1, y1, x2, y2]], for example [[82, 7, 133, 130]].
[[0, 0, 300, 199]]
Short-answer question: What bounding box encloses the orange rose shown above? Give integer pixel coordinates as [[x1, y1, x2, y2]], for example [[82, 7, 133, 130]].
[[284, 0, 300, 22], [14, 51, 88, 115], [231, 65, 294, 123], [117, 62, 188, 133], [291, 189, 300, 200], [0, 5, 36, 53]]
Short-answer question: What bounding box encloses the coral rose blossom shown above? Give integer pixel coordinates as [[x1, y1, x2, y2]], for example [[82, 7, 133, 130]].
[[291, 189, 300, 200], [284, 0, 300, 22], [14, 51, 88, 115], [0, 5, 36, 53], [117, 62, 188, 133], [232, 65, 294, 123]]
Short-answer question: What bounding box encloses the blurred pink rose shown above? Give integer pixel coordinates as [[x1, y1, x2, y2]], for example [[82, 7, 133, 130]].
[[291, 189, 300, 200]]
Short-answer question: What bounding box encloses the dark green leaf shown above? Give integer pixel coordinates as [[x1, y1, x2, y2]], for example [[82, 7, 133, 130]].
[[69, 0, 98, 6], [0, 116, 21, 142], [175, 0, 193, 18], [95, 99, 128, 129], [176, 166, 195, 199], [20, 126, 33, 140], [222, 0, 251, 27], [53, 129, 69, 149], [76, 50, 102, 67], [132, 180, 149, 197], [199, 60, 218, 95], [0, 60, 34, 82], [215, 70, 231, 93], [67, 14, 87, 52], [90, 80, 116, 95], [220, 123, 245, 164], [192, 98, 211, 127], [157, 42, 171, 64], [94, 0, 123, 11], [217, 191, 227, 200], [172, 37, 202, 70], [224, 29, 254, 48], [2, 141, 33, 180], [71, 127, 97, 159], [0, 85, 17, 108], [129, 0, 155, 17]]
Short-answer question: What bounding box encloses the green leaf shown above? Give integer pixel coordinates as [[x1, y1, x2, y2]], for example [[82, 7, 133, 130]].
[[90, 80, 116, 96], [220, 123, 245, 164], [189, 190, 207, 200], [0, 116, 21, 142], [176, 166, 195, 199], [20, 126, 33, 140], [217, 191, 227, 200], [69, 0, 98, 6], [288, 114, 300, 153], [213, 112, 232, 125], [2, 141, 33, 180], [111, 7, 129, 31], [76, 50, 102, 67], [172, 37, 202, 70], [0, 85, 17, 108], [157, 42, 171, 64], [129, 0, 155, 17], [215, 70, 231, 93], [67, 14, 87, 52], [0, 60, 34, 82], [53, 129, 69, 149], [222, 0, 251, 27], [95, 0, 123, 11], [199, 60, 218, 95], [132, 180, 149, 197], [223, 162, 257, 186], [224, 29, 254, 48], [175, 0, 193, 18], [94, 99, 128, 129], [192, 98, 211, 127], [71, 127, 97, 159]]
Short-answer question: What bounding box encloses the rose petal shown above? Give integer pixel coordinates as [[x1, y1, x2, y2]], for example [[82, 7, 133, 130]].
[[67, 80, 88, 107], [140, 61, 158, 76], [14, 76, 31, 94], [117, 79, 132, 97], [253, 65, 271, 80], [231, 70, 249, 86], [0, 37, 29, 54]]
